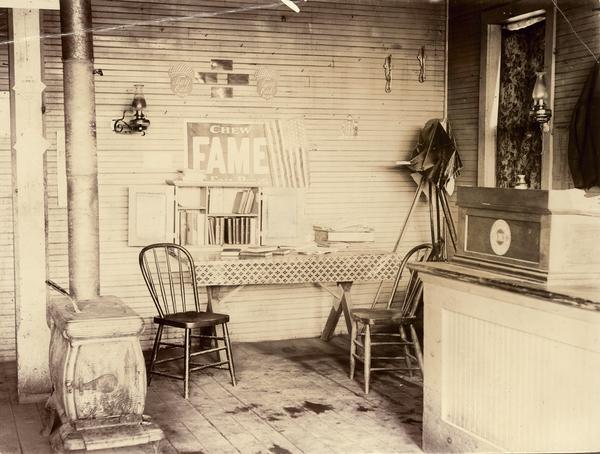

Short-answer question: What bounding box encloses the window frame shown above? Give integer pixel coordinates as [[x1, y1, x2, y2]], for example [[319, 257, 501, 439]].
[[478, 1, 556, 189]]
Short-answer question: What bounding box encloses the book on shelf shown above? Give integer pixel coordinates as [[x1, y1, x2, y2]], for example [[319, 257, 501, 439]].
[[232, 191, 244, 214], [209, 187, 224, 213], [226, 218, 233, 244], [243, 189, 255, 213], [178, 209, 205, 246], [187, 210, 198, 245], [250, 218, 256, 243], [219, 218, 225, 245], [179, 210, 188, 245]]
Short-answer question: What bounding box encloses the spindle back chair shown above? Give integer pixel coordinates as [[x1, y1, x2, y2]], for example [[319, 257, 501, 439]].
[[350, 243, 432, 393], [139, 243, 236, 399]]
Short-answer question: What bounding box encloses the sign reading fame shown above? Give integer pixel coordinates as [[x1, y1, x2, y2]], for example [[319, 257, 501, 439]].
[[186, 121, 272, 184]]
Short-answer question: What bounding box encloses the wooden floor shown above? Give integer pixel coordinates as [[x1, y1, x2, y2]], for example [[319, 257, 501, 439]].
[[0, 336, 423, 454]]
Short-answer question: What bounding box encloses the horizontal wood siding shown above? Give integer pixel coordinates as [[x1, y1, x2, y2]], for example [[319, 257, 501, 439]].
[[32, 0, 445, 355], [552, 0, 600, 189], [0, 9, 14, 362], [448, 0, 600, 190]]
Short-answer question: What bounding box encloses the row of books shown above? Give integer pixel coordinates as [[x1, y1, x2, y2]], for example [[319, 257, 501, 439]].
[[209, 187, 256, 214], [232, 189, 256, 214], [208, 216, 256, 245]]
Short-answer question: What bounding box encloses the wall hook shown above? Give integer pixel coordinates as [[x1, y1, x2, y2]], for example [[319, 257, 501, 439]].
[[417, 46, 426, 83], [383, 54, 392, 93]]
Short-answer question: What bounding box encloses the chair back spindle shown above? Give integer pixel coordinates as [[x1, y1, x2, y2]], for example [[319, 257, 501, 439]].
[[139, 243, 201, 317], [386, 243, 432, 317]]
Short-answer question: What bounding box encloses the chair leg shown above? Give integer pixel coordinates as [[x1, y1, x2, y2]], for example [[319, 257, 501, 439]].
[[222, 323, 237, 387], [148, 324, 163, 385], [349, 319, 357, 380], [364, 323, 371, 394], [399, 325, 414, 378], [409, 324, 424, 376], [184, 328, 190, 399]]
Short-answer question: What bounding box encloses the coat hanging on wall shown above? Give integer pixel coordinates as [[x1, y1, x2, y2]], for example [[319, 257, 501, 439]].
[[568, 62, 600, 189]]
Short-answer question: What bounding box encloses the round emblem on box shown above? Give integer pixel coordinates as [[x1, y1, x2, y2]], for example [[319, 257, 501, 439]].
[[490, 219, 511, 256]]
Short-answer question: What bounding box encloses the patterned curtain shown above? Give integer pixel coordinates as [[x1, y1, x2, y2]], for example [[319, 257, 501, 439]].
[[496, 21, 545, 189]]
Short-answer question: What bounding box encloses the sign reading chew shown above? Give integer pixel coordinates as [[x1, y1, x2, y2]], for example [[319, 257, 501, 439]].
[[187, 121, 271, 184]]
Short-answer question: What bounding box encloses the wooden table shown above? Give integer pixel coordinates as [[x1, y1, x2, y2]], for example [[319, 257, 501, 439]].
[[193, 250, 402, 341]]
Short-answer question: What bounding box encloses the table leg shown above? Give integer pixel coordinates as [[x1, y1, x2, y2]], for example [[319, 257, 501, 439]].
[[205, 286, 227, 362], [321, 281, 353, 341], [206, 286, 221, 312]]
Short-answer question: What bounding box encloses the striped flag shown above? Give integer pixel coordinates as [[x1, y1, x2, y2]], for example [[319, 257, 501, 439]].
[[265, 118, 310, 188]]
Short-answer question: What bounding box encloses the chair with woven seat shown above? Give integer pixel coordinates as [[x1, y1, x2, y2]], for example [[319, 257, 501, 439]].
[[350, 243, 432, 393], [139, 243, 236, 399]]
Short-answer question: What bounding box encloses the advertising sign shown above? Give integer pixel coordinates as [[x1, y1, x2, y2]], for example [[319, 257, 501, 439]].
[[186, 121, 272, 184]]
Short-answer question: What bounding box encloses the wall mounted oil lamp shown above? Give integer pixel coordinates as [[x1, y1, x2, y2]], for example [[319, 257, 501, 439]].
[[113, 84, 150, 135], [530, 72, 552, 132]]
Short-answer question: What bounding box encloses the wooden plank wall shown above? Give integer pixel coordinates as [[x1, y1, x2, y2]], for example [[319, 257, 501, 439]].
[[0, 9, 15, 361], [447, 0, 600, 190], [0, 0, 445, 360], [551, 0, 600, 189], [36, 0, 445, 353]]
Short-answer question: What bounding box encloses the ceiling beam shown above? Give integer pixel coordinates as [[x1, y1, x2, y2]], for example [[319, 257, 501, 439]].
[[0, 0, 59, 9]]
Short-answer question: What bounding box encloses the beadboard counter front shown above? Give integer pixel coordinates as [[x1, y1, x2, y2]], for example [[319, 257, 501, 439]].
[[414, 261, 600, 453]]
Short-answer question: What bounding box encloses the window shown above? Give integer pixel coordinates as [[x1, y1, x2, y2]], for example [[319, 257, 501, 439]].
[[478, 1, 556, 189]]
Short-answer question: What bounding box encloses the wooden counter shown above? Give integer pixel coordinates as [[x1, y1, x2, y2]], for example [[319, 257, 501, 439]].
[[412, 261, 600, 453]]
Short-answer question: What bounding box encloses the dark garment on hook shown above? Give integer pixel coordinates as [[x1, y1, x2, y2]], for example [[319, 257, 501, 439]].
[[568, 62, 600, 189]]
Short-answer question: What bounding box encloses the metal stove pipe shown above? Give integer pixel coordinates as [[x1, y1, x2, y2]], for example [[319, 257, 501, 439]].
[[59, 0, 100, 300]]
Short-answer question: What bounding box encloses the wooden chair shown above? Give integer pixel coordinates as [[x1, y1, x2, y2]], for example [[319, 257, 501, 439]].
[[350, 243, 432, 393], [139, 243, 236, 399]]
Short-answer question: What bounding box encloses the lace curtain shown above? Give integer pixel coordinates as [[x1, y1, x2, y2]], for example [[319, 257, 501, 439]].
[[496, 20, 545, 189]]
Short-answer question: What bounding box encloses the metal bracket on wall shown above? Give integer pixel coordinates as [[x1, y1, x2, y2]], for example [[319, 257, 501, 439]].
[[418, 46, 426, 83]]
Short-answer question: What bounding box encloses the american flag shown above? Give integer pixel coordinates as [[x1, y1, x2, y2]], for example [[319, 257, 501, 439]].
[[264, 118, 310, 188]]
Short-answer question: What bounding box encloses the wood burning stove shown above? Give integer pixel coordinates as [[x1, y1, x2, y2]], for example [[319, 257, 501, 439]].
[[47, 295, 163, 452]]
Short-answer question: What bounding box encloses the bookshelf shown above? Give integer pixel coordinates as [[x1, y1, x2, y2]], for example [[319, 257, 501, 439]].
[[169, 181, 261, 248], [127, 183, 307, 248]]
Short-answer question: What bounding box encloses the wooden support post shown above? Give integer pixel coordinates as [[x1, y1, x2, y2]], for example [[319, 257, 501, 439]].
[[8, 8, 51, 402]]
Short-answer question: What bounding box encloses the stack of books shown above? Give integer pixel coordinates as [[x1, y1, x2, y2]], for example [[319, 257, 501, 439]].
[[220, 247, 241, 259], [238, 246, 293, 258]]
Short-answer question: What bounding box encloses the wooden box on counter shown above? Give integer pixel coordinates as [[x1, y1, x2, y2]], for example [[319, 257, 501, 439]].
[[453, 186, 600, 284]]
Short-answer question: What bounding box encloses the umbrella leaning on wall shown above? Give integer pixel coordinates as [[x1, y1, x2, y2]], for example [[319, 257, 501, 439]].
[[408, 118, 462, 260], [369, 118, 462, 309]]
